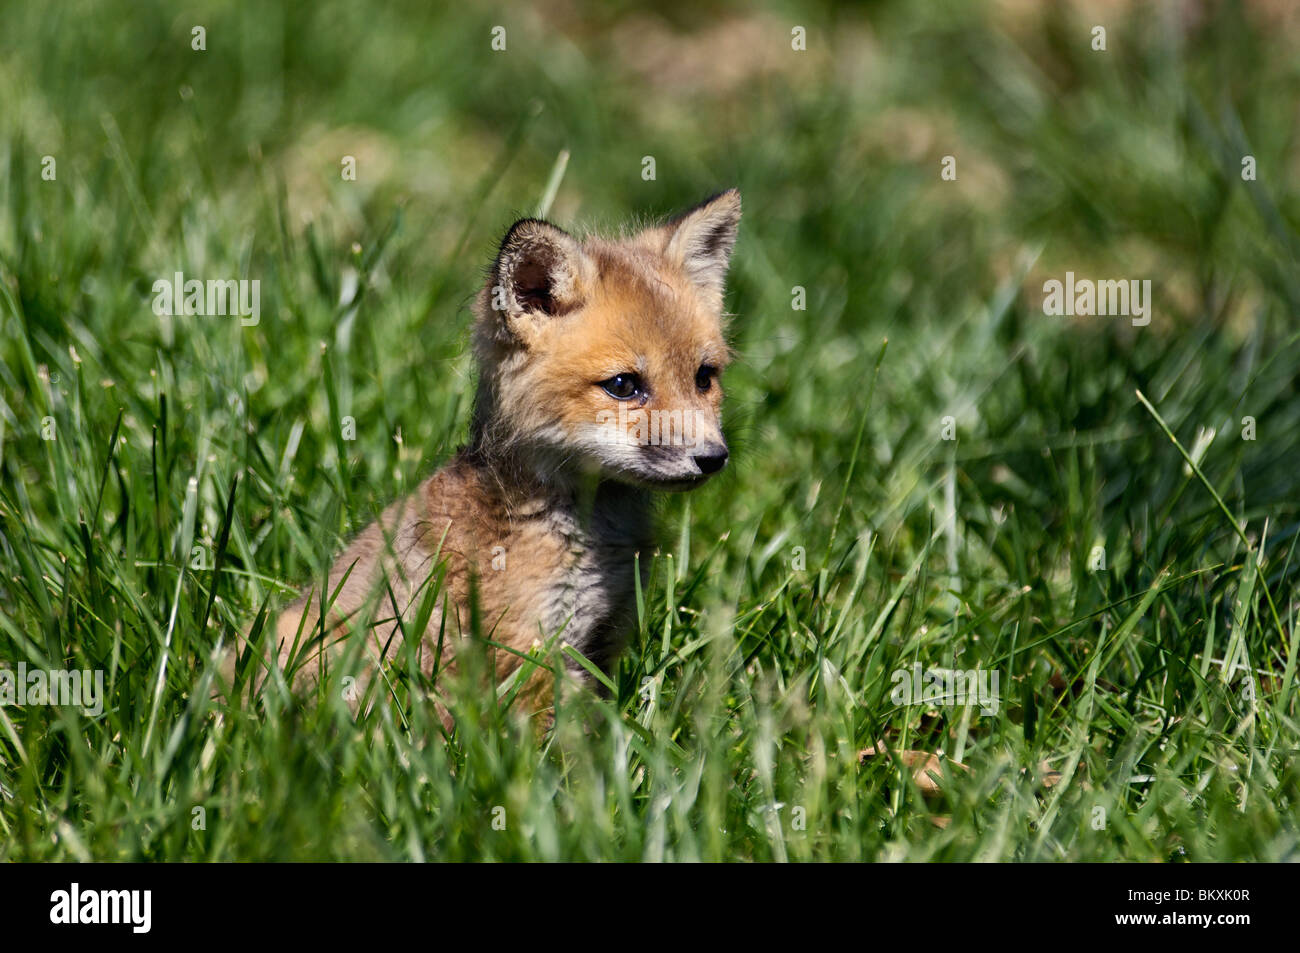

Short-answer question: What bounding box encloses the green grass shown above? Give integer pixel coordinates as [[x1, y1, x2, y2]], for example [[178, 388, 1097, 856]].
[[2, 0, 1299, 861]]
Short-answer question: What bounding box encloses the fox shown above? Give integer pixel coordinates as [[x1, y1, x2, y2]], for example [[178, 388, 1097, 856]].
[[226, 189, 741, 725]]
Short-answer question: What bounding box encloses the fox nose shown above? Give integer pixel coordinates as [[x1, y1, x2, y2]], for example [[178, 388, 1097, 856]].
[[693, 445, 729, 475]]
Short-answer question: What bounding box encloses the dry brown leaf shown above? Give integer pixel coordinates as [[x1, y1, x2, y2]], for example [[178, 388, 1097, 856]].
[[859, 743, 969, 796], [1025, 758, 1090, 792]]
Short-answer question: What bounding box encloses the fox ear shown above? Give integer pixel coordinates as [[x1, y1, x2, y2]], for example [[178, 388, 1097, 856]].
[[491, 219, 589, 324], [661, 189, 741, 307]]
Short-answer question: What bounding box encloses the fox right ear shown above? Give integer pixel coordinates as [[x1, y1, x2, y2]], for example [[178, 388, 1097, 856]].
[[660, 189, 741, 309], [490, 219, 589, 326]]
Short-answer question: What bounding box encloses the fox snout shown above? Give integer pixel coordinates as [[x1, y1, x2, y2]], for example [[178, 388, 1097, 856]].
[[630, 427, 728, 488], [693, 442, 728, 475]]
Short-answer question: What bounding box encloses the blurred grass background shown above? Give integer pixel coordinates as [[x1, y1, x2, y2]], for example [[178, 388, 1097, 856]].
[[1, 0, 1298, 860]]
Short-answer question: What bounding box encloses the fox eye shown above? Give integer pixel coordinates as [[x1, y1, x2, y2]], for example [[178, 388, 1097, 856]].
[[695, 365, 717, 392], [600, 373, 642, 400]]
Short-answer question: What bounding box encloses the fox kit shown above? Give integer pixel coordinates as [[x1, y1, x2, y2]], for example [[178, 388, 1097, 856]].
[[238, 189, 741, 722]]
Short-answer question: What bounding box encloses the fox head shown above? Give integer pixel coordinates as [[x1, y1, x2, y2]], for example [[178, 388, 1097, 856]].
[[471, 189, 741, 490]]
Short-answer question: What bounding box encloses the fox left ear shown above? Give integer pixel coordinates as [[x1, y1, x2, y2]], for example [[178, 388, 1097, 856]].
[[661, 189, 741, 308], [492, 218, 591, 326]]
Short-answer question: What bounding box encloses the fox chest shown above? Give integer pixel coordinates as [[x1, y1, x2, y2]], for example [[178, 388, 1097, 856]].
[[504, 499, 649, 668]]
